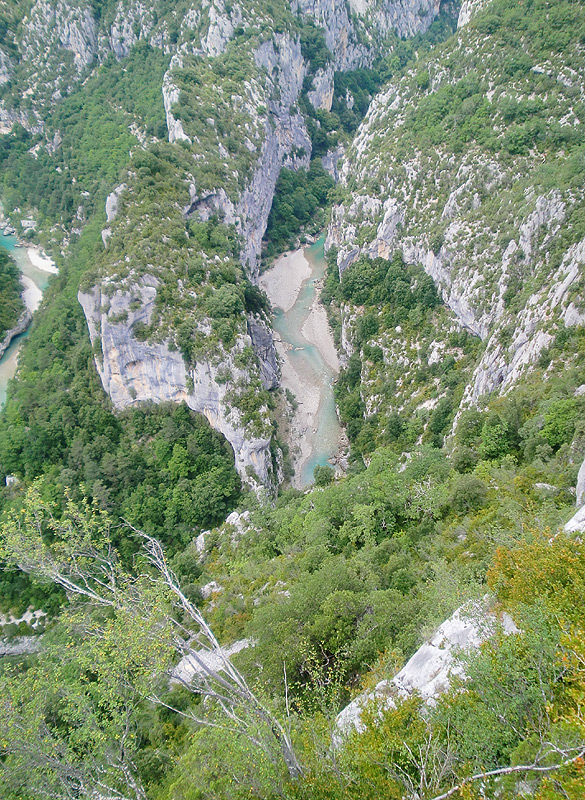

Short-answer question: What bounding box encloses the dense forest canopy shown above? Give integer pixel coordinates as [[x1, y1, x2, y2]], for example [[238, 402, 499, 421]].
[[0, 247, 24, 340]]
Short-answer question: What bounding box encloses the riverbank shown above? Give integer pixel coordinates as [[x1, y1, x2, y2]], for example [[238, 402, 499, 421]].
[[260, 238, 341, 487], [27, 247, 59, 274], [0, 234, 54, 406], [259, 248, 311, 313]]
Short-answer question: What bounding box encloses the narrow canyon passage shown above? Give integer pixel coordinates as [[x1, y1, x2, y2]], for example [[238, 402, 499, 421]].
[[260, 236, 342, 486], [0, 235, 51, 406]]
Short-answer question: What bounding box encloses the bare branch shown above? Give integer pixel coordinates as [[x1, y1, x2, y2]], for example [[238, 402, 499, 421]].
[[427, 747, 585, 800]]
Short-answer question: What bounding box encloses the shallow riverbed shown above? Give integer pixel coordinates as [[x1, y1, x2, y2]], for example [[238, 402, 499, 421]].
[[260, 237, 341, 487], [0, 235, 52, 406]]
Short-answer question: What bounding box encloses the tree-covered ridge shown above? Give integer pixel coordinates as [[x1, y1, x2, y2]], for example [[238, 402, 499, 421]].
[[0, 43, 168, 243], [0, 247, 24, 340], [171, 44, 265, 198], [1, 412, 584, 799], [263, 159, 334, 259], [0, 217, 242, 617], [325, 0, 585, 460], [333, 0, 585, 295], [322, 251, 480, 457], [196, 369, 584, 677], [0, 0, 30, 59]]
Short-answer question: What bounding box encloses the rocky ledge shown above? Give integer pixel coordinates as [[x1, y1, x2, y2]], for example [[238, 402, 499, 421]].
[[79, 278, 277, 492], [0, 309, 33, 361]]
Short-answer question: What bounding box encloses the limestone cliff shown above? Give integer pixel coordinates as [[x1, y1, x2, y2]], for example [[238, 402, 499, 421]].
[[327, 0, 585, 425], [0, 309, 32, 361], [293, 0, 442, 70], [79, 280, 275, 489]]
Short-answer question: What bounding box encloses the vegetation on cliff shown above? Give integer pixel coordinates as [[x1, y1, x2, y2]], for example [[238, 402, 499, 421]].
[[0, 248, 25, 340], [0, 0, 585, 799]]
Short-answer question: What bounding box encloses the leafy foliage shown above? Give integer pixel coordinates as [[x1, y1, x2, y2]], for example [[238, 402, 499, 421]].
[[0, 247, 24, 339], [263, 159, 334, 260], [0, 43, 169, 235]]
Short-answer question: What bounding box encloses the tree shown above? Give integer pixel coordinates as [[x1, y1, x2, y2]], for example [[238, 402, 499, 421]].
[[0, 485, 303, 797], [314, 465, 335, 487]]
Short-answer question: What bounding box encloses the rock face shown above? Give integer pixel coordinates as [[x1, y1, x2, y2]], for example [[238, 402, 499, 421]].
[[326, 7, 585, 419], [106, 0, 156, 59], [171, 638, 253, 686], [564, 505, 585, 535], [457, 0, 490, 28], [0, 49, 12, 85], [247, 317, 279, 390], [335, 601, 518, 741], [5, 0, 455, 491], [79, 280, 275, 490], [15, 0, 97, 109], [0, 309, 33, 361], [102, 182, 127, 245], [293, 0, 442, 70], [162, 56, 191, 145], [576, 457, 585, 508], [237, 34, 312, 276], [308, 66, 335, 111], [564, 455, 585, 532]]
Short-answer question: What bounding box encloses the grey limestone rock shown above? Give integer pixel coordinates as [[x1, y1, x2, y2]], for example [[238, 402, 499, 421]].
[[335, 600, 518, 742], [307, 66, 335, 111], [78, 279, 275, 490], [105, 183, 127, 223], [247, 317, 279, 390], [0, 49, 12, 85], [171, 638, 254, 685], [23, 0, 97, 70], [294, 0, 441, 71], [0, 309, 33, 361], [321, 145, 345, 182], [576, 456, 585, 508], [107, 1, 156, 59], [457, 0, 490, 28], [564, 504, 585, 534], [163, 55, 191, 144]]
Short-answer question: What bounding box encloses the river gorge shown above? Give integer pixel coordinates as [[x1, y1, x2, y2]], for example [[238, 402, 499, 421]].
[[0, 235, 55, 406], [260, 236, 342, 487]]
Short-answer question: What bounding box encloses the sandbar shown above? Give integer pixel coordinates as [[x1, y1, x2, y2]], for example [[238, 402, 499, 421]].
[[262, 244, 340, 487], [21, 275, 42, 313], [27, 247, 58, 274], [301, 287, 339, 372], [259, 249, 311, 313]]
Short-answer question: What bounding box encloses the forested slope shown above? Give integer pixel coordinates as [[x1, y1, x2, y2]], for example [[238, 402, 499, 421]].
[[0, 0, 585, 799]]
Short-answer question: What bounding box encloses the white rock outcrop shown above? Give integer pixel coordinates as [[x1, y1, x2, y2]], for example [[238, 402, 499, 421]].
[[78, 279, 275, 490], [576, 457, 585, 509], [171, 638, 254, 685], [457, 0, 490, 28], [0, 308, 33, 360], [308, 66, 335, 111], [564, 505, 585, 535], [335, 602, 518, 741]]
